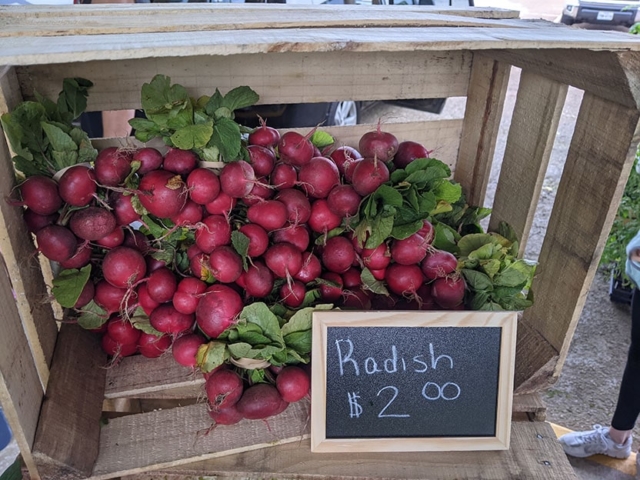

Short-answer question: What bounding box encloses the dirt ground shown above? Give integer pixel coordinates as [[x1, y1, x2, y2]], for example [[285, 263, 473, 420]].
[[362, 65, 640, 452]]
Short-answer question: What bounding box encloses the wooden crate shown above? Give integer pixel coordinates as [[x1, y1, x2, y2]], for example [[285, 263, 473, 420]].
[[2, 4, 640, 479]]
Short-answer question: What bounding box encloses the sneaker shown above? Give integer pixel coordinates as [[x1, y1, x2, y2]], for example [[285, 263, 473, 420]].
[[558, 425, 632, 459]]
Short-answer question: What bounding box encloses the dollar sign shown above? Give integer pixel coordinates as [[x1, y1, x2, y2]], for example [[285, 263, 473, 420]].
[[348, 392, 363, 418]]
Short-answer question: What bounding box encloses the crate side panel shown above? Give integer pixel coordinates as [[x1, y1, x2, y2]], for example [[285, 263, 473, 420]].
[[17, 50, 472, 113]]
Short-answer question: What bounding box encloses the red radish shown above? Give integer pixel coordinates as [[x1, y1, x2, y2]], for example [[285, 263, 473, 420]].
[[208, 404, 244, 425], [327, 185, 361, 217], [351, 157, 390, 197], [330, 146, 363, 176], [23, 209, 58, 234], [19, 175, 63, 215], [322, 236, 355, 274], [342, 267, 362, 289], [371, 292, 398, 309], [58, 165, 96, 207], [393, 141, 431, 169], [362, 243, 391, 270], [417, 220, 435, 244], [219, 161, 255, 198], [358, 124, 399, 162], [94, 147, 132, 187], [308, 199, 342, 234], [36, 225, 77, 262], [247, 145, 276, 177], [150, 303, 195, 335], [385, 264, 424, 297], [421, 249, 458, 280], [94, 280, 129, 314], [111, 192, 141, 225], [74, 280, 95, 308], [205, 191, 236, 216], [243, 261, 275, 298], [341, 289, 372, 310], [163, 148, 197, 176], [101, 334, 137, 358], [187, 243, 203, 260], [170, 200, 203, 226], [319, 272, 343, 302], [146, 257, 167, 274], [172, 333, 205, 367], [244, 178, 274, 206], [196, 284, 243, 338], [206, 369, 244, 410], [248, 122, 280, 148], [209, 246, 242, 283], [102, 246, 147, 288], [123, 230, 150, 255], [195, 215, 231, 253], [264, 243, 303, 278], [187, 168, 221, 205], [431, 276, 466, 309], [96, 226, 125, 248], [416, 284, 437, 310], [278, 131, 314, 167], [274, 189, 311, 224], [390, 233, 430, 265], [137, 283, 160, 316], [236, 383, 288, 420], [132, 147, 164, 175], [350, 231, 365, 254], [273, 224, 310, 253], [276, 366, 310, 403], [238, 224, 269, 258], [280, 281, 306, 309], [344, 158, 361, 184], [236, 271, 247, 289], [69, 207, 116, 241], [271, 163, 297, 189], [107, 316, 141, 346], [173, 277, 207, 315], [138, 170, 188, 218], [59, 243, 92, 270], [190, 252, 211, 281], [298, 157, 340, 199], [246, 200, 288, 231], [294, 252, 322, 284], [370, 268, 386, 281], [138, 332, 171, 358], [147, 267, 178, 303]]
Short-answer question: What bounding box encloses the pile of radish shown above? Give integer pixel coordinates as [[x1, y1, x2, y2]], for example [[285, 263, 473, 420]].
[[4, 75, 535, 425]]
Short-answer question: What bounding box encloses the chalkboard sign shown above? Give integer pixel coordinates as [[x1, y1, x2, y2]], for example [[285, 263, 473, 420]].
[[311, 311, 517, 453]]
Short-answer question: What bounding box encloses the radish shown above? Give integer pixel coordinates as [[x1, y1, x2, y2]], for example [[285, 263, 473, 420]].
[[340, 289, 372, 310], [298, 157, 340, 199], [111, 192, 141, 225], [330, 146, 362, 177], [243, 261, 275, 299], [138, 332, 171, 358], [362, 243, 391, 270], [238, 224, 269, 258], [273, 224, 310, 253], [276, 366, 310, 403], [390, 233, 430, 266], [69, 207, 117, 241], [264, 243, 303, 278], [244, 178, 274, 206], [36, 225, 77, 262], [206, 369, 244, 410], [146, 257, 167, 274], [246, 200, 288, 231], [393, 141, 431, 170], [196, 284, 243, 338], [123, 230, 150, 255], [94, 280, 129, 314], [278, 131, 314, 167], [96, 226, 125, 249], [431, 275, 466, 309], [274, 189, 311, 224], [187, 168, 221, 205], [308, 199, 342, 234], [59, 243, 92, 270], [205, 191, 236, 216], [370, 268, 386, 281], [208, 404, 244, 425], [18, 175, 63, 215], [163, 148, 197, 176], [236, 383, 288, 420], [150, 303, 195, 335], [190, 252, 211, 281], [132, 147, 163, 175], [102, 246, 147, 289], [195, 215, 231, 253], [58, 165, 96, 207], [138, 170, 188, 218], [219, 161, 255, 198], [320, 272, 343, 302], [247, 145, 276, 177], [248, 122, 280, 148], [170, 200, 203, 226], [385, 264, 424, 297], [74, 280, 95, 308], [294, 252, 322, 284], [101, 334, 137, 358], [358, 123, 399, 163], [209, 246, 243, 283], [341, 267, 362, 289], [107, 316, 141, 346], [327, 185, 361, 218], [137, 283, 160, 316], [280, 281, 306, 309], [23, 209, 58, 234], [416, 284, 437, 310], [147, 267, 178, 303], [94, 147, 132, 187], [172, 333, 205, 367], [271, 163, 297, 189], [417, 220, 435, 244], [187, 243, 203, 260], [322, 236, 355, 274], [351, 157, 390, 197], [173, 277, 207, 315], [421, 249, 458, 280]]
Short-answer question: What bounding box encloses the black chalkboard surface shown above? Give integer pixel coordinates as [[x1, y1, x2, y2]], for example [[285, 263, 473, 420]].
[[311, 311, 517, 453]]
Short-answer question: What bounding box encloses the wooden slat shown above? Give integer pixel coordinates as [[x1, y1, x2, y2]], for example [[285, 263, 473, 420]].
[[119, 421, 577, 480], [488, 71, 568, 253], [521, 93, 640, 384], [32, 324, 107, 480], [454, 54, 510, 206], [0, 66, 57, 390], [17, 50, 472, 112]]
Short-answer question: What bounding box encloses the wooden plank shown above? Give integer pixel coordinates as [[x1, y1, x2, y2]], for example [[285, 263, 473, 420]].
[[17, 50, 472, 112], [31, 324, 107, 480], [454, 54, 510, 207], [488, 71, 568, 253], [120, 421, 577, 480], [0, 66, 57, 390], [521, 93, 640, 384], [512, 393, 546, 421]]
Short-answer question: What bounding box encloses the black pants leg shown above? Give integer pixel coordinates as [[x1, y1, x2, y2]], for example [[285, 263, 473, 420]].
[[611, 288, 640, 431]]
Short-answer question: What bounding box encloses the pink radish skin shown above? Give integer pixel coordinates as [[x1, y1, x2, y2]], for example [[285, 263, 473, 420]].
[[205, 191, 236, 216], [246, 200, 288, 231], [96, 227, 125, 249], [385, 264, 424, 296], [358, 125, 399, 163], [393, 141, 431, 170], [147, 267, 178, 304], [170, 200, 203, 226], [190, 252, 211, 281], [196, 285, 243, 338], [59, 243, 92, 269], [273, 224, 310, 253], [243, 261, 275, 298], [280, 281, 306, 309], [101, 334, 137, 358], [123, 230, 150, 255], [416, 284, 437, 310], [390, 234, 430, 266], [219, 161, 255, 198], [236, 383, 288, 420], [276, 366, 310, 403], [298, 157, 340, 199], [58, 166, 96, 207], [320, 272, 343, 302], [150, 304, 195, 335], [308, 200, 342, 234], [238, 224, 269, 258], [362, 243, 391, 270], [187, 168, 221, 205], [206, 370, 244, 410], [248, 124, 280, 149], [102, 247, 147, 289], [275, 189, 312, 224], [36, 225, 77, 262], [278, 131, 314, 167], [173, 277, 207, 315], [138, 170, 188, 218], [137, 283, 161, 316], [370, 268, 386, 281], [69, 207, 117, 241], [107, 317, 141, 346], [163, 148, 198, 176], [19, 175, 63, 215], [187, 243, 203, 260], [271, 163, 297, 190], [351, 158, 390, 197], [172, 334, 205, 367], [94, 280, 129, 315], [322, 236, 356, 274], [208, 405, 244, 425], [195, 215, 232, 253], [244, 178, 274, 206], [132, 147, 164, 175], [111, 192, 141, 225], [247, 145, 276, 177], [330, 146, 362, 176], [341, 267, 362, 289], [94, 147, 132, 187], [74, 281, 95, 308], [146, 256, 167, 274], [341, 289, 372, 310], [23, 210, 58, 234], [421, 249, 458, 280], [294, 252, 322, 284], [431, 276, 466, 309], [417, 220, 435, 244], [209, 246, 243, 283], [264, 243, 303, 278], [138, 333, 171, 358], [327, 185, 362, 217]]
